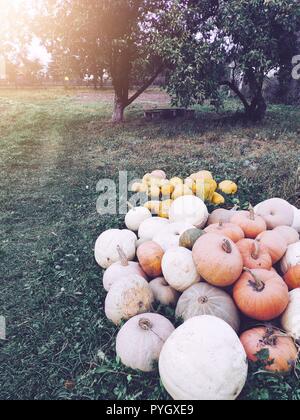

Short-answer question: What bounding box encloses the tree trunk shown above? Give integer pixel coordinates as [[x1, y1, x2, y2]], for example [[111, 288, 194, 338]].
[[112, 97, 125, 123], [246, 93, 267, 122]]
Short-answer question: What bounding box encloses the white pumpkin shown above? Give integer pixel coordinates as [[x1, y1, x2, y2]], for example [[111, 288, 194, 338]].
[[281, 288, 300, 341], [105, 275, 154, 325], [162, 247, 201, 292], [274, 226, 299, 246], [292, 206, 300, 233], [138, 217, 170, 241], [153, 222, 194, 251], [95, 229, 137, 269], [280, 241, 300, 274], [168, 196, 208, 228], [125, 207, 152, 232], [254, 198, 294, 229], [175, 283, 240, 332], [149, 277, 180, 306], [103, 248, 147, 292], [159, 316, 248, 400], [116, 313, 175, 372]]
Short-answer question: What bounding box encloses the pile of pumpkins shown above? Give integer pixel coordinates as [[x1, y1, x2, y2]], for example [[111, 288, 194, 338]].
[[130, 169, 238, 217], [95, 170, 300, 401]]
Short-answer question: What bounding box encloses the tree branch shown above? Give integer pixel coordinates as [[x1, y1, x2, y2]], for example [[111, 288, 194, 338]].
[[220, 80, 250, 111], [127, 66, 164, 107]]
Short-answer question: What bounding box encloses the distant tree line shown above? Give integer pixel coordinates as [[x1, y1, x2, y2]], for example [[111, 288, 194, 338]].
[[1, 0, 299, 122]]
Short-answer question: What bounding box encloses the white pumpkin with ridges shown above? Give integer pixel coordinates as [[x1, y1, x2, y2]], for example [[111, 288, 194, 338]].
[[125, 207, 152, 232], [105, 275, 154, 325], [162, 247, 201, 292], [116, 313, 175, 372], [138, 217, 170, 241], [159, 315, 248, 400], [280, 241, 300, 274], [281, 289, 300, 341], [169, 196, 208, 228], [95, 229, 137, 269]]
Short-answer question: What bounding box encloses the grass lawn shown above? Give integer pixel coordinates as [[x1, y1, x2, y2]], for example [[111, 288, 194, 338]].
[[0, 88, 300, 400]]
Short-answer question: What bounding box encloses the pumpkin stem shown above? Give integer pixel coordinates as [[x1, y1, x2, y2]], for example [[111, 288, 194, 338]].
[[222, 238, 232, 254], [262, 327, 279, 347], [248, 204, 255, 221], [117, 246, 129, 267], [244, 267, 265, 292], [138, 318, 153, 331], [218, 221, 224, 228], [251, 241, 260, 260], [198, 296, 209, 304]]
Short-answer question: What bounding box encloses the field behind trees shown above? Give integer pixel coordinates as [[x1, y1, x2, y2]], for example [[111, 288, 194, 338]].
[[0, 88, 300, 400]]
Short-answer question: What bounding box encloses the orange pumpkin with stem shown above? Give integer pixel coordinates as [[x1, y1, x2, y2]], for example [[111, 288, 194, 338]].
[[230, 206, 267, 239], [240, 327, 298, 373], [137, 241, 164, 279], [204, 222, 245, 243], [233, 268, 289, 321], [256, 230, 288, 264], [284, 265, 300, 290], [236, 239, 272, 270], [193, 233, 243, 287]]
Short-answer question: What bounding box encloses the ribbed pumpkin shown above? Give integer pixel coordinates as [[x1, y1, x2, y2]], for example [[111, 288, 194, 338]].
[[162, 247, 201, 292], [103, 246, 147, 292], [204, 222, 245, 243], [236, 239, 272, 270], [284, 265, 300, 290], [256, 230, 288, 264], [116, 313, 174, 372], [230, 208, 267, 239], [274, 226, 299, 246], [175, 283, 240, 332], [153, 222, 194, 252], [149, 277, 180, 306], [179, 228, 205, 250], [105, 275, 154, 325], [233, 269, 289, 321], [207, 206, 238, 226], [281, 289, 300, 341], [280, 242, 300, 274], [159, 316, 248, 400], [193, 233, 243, 287], [240, 327, 298, 373], [255, 198, 294, 229], [137, 241, 164, 279]]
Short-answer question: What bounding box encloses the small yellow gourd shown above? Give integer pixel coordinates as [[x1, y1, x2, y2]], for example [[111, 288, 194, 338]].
[[131, 182, 148, 193], [159, 200, 173, 219], [191, 170, 213, 181], [172, 185, 193, 200], [194, 179, 217, 201], [219, 181, 238, 195], [170, 177, 184, 188], [212, 192, 225, 205], [148, 185, 161, 200], [161, 183, 175, 197], [144, 201, 161, 214]]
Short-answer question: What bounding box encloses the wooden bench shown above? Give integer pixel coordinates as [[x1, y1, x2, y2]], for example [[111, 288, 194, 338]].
[[144, 108, 195, 121]]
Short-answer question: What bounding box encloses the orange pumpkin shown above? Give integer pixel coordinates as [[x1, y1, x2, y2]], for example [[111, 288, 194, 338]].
[[284, 265, 300, 290], [256, 230, 288, 264], [233, 268, 289, 321], [240, 327, 298, 373], [137, 241, 164, 279], [236, 239, 272, 270], [230, 207, 267, 239], [204, 222, 245, 243], [193, 233, 243, 287]]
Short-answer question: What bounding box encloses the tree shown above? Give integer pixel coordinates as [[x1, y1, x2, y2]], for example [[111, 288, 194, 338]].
[[36, 0, 175, 122], [165, 0, 300, 121]]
